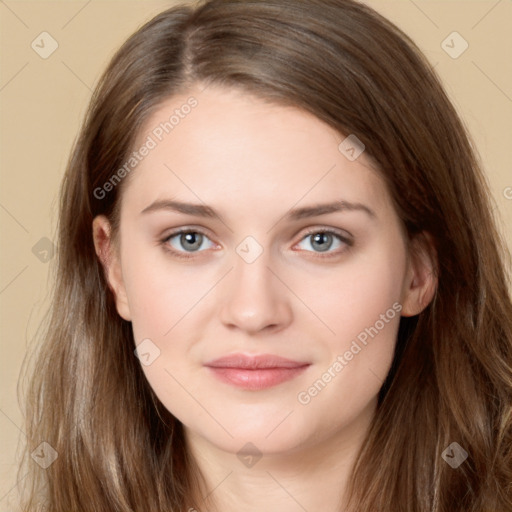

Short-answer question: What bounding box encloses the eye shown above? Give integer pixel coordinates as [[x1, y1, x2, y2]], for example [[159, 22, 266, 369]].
[[161, 229, 216, 258], [294, 229, 353, 256]]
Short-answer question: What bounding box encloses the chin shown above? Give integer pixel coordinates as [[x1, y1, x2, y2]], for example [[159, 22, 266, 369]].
[[185, 407, 315, 457]]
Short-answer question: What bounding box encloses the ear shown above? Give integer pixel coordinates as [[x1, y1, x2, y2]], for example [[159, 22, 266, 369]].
[[92, 215, 132, 321], [400, 231, 438, 317]]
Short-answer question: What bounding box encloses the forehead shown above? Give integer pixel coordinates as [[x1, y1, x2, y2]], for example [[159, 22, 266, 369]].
[[121, 85, 390, 220]]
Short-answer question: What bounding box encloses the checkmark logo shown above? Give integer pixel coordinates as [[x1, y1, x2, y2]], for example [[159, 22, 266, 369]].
[[441, 32, 469, 59], [34, 448, 45, 458], [134, 338, 161, 366], [31, 31, 58, 59], [31, 237, 55, 263], [31, 441, 58, 469], [237, 442, 262, 468], [236, 236, 263, 264], [441, 442, 468, 468], [338, 134, 365, 161]]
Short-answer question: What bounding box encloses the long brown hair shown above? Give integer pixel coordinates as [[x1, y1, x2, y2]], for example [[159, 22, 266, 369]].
[[18, 0, 512, 510]]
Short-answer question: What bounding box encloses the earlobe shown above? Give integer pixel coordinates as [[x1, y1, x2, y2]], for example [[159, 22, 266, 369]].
[[400, 232, 438, 317], [92, 215, 132, 321]]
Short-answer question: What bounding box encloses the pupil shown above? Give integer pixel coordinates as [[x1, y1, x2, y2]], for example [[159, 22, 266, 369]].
[[312, 233, 332, 252], [182, 232, 202, 251]]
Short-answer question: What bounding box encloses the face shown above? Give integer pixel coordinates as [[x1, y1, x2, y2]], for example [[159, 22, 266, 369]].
[[93, 84, 434, 457]]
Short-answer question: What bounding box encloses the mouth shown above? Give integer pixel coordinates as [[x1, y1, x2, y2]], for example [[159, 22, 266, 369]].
[[204, 353, 311, 390]]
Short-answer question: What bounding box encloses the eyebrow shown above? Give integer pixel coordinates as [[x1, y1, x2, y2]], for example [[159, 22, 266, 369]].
[[140, 199, 376, 221]]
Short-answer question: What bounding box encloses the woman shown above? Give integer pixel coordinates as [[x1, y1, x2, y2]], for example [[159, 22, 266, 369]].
[[18, 0, 512, 510]]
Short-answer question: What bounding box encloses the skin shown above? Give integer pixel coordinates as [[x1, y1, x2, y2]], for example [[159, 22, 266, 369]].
[[93, 84, 437, 512]]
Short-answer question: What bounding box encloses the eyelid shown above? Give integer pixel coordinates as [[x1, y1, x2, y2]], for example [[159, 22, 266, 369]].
[[160, 227, 218, 259], [292, 226, 354, 256], [161, 226, 213, 241], [296, 225, 353, 242], [160, 225, 354, 259]]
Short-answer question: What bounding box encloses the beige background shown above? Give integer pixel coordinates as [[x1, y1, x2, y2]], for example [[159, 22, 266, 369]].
[[1, 0, 511, 509]]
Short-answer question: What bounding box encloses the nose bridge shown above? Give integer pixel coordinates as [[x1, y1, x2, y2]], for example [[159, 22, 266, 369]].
[[219, 239, 292, 333]]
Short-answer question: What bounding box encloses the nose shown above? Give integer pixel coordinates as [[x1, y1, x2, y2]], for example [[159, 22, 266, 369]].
[[219, 252, 293, 335]]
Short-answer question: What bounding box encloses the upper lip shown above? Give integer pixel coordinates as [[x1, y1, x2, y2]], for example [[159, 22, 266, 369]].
[[204, 353, 310, 370]]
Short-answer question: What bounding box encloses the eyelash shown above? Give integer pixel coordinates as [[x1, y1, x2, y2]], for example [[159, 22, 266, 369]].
[[160, 227, 354, 261]]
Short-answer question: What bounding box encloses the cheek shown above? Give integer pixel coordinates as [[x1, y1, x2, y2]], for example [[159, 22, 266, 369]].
[[121, 246, 213, 427], [293, 240, 406, 420], [121, 241, 216, 341], [297, 238, 406, 349]]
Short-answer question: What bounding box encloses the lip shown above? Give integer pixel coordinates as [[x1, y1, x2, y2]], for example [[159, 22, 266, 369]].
[[204, 353, 311, 390]]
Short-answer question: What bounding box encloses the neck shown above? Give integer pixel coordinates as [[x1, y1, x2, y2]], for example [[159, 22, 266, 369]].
[[184, 397, 377, 512]]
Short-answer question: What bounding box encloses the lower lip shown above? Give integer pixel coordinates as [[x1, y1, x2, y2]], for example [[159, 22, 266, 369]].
[[206, 366, 310, 390]]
